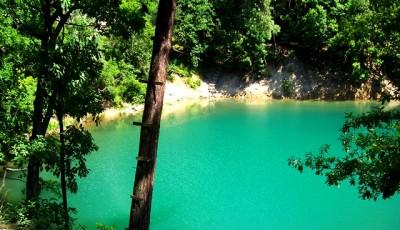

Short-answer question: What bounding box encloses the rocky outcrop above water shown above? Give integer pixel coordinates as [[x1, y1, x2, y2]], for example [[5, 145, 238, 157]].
[[200, 58, 397, 101]]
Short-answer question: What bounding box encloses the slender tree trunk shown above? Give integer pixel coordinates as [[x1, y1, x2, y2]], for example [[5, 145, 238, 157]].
[[128, 0, 176, 229], [26, 157, 41, 200], [26, 83, 43, 199], [26, 88, 55, 200], [26, 40, 49, 200], [26, 0, 66, 200], [57, 112, 69, 230], [26, 0, 53, 200]]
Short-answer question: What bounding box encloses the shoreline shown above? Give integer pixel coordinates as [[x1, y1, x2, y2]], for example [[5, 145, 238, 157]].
[[89, 62, 399, 124], [95, 97, 394, 125]]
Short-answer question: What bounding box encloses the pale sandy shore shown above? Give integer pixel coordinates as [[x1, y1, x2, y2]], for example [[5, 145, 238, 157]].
[[96, 76, 207, 122], [95, 75, 276, 123]]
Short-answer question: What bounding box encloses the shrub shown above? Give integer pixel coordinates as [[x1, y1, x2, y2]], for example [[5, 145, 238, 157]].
[[185, 77, 201, 89], [101, 59, 147, 105], [1, 199, 75, 230], [282, 79, 295, 97], [166, 74, 176, 82], [286, 63, 296, 74], [120, 77, 146, 104], [168, 62, 192, 78]]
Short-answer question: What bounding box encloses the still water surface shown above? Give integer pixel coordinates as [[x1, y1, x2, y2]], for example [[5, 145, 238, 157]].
[[69, 100, 399, 229]]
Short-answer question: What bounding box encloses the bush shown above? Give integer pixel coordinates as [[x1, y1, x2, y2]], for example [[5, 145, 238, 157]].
[[120, 77, 146, 104], [100, 59, 146, 105], [168, 62, 192, 78], [282, 79, 295, 97], [166, 74, 176, 82], [169, 62, 201, 89], [185, 77, 201, 89], [96, 223, 116, 230], [1, 199, 75, 230]]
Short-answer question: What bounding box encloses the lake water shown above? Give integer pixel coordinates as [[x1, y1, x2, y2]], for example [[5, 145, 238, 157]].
[[68, 100, 400, 229]]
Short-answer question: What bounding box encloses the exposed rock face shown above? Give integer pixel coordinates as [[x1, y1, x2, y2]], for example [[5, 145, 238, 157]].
[[198, 58, 397, 101]]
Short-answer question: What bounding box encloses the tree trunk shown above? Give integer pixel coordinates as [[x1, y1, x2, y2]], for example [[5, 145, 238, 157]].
[[26, 57, 47, 200], [128, 0, 176, 229], [26, 87, 55, 200], [25, 0, 65, 200], [57, 112, 69, 230], [26, 158, 41, 200], [26, 1, 53, 200]]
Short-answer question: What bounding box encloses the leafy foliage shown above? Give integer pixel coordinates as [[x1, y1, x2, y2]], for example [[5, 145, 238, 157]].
[[1, 199, 76, 229], [209, 0, 280, 75], [173, 0, 216, 68], [1, 0, 147, 228], [101, 59, 146, 106], [98, 1, 156, 106], [172, 0, 280, 76], [96, 223, 116, 230], [185, 77, 201, 89], [62, 125, 98, 193], [282, 79, 295, 98], [289, 107, 400, 200], [273, 0, 400, 82], [0, 6, 35, 166]]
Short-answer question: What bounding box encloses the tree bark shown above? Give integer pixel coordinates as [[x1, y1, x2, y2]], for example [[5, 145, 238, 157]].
[[26, 1, 71, 201], [26, 39, 50, 200], [128, 0, 176, 229], [26, 0, 53, 200], [26, 87, 55, 200], [57, 112, 69, 230]]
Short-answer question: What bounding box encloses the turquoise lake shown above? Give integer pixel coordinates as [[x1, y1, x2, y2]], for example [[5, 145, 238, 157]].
[[67, 100, 400, 229]]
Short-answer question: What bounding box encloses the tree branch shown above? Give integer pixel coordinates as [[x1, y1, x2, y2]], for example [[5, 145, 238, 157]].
[[54, 17, 99, 28], [41, 93, 56, 134], [5, 167, 27, 172], [0, 170, 6, 192], [51, 11, 72, 44], [63, 21, 98, 28]]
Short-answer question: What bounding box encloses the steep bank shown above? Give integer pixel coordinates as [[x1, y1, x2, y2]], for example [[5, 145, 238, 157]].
[[164, 57, 397, 103], [201, 58, 397, 101]]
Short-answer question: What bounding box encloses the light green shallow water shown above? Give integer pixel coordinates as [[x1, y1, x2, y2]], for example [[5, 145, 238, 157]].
[[69, 100, 400, 229]]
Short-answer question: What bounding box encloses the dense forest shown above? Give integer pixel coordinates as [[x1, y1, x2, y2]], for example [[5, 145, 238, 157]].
[[1, 0, 399, 229]]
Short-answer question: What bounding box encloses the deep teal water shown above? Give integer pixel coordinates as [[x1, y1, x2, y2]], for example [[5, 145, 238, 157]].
[[68, 100, 400, 229]]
